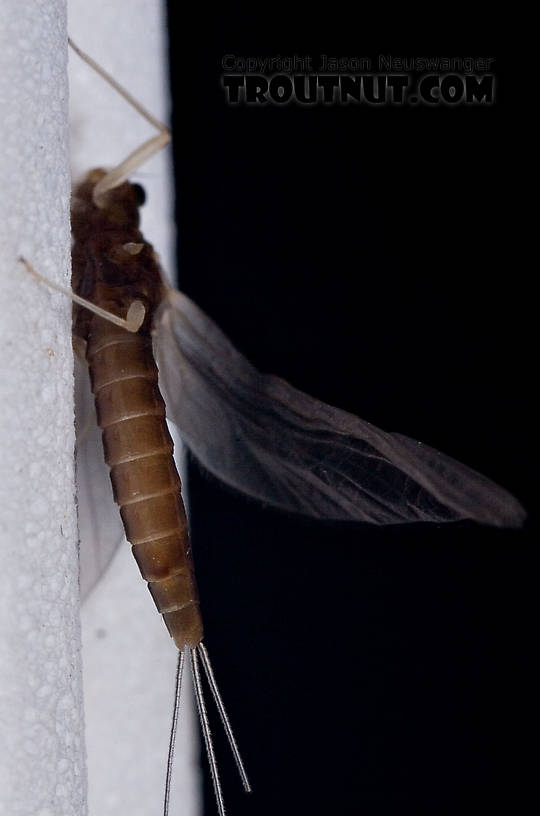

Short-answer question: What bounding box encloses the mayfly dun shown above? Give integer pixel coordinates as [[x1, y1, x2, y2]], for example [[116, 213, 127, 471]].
[[20, 36, 526, 816]]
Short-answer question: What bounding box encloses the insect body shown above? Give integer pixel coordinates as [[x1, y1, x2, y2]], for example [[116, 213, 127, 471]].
[[71, 169, 202, 651], [67, 167, 250, 815]]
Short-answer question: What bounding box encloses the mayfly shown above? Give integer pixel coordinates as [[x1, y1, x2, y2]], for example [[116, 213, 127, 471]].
[[21, 38, 526, 816]]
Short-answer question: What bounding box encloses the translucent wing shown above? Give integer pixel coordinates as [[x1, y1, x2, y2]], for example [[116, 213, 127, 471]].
[[154, 289, 525, 528], [74, 354, 126, 598]]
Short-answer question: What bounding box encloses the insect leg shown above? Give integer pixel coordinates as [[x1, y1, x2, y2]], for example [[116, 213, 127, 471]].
[[197, 642, 251, 792], [68, 38, 170, 203], [190, 646, 226, 816], [163, 648, 185, 816], [91, 132, 171, 205], [18, 257, 145, 332]]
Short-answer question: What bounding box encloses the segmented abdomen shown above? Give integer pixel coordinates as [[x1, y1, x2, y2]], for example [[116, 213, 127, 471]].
[[86, 315, 203, 649]]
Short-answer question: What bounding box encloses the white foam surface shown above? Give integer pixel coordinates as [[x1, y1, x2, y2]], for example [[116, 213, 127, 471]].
[[0, 2, 84, 813]]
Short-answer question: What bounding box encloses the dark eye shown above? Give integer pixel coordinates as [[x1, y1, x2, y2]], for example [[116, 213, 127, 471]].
[[132, 183, 146, 206]]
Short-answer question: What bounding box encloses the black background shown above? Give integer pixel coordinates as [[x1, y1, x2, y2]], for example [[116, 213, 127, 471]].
[[166, 15, 534, 816]]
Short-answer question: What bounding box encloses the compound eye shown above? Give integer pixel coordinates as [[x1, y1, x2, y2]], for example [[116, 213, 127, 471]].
[[132, 183, 146, 206]]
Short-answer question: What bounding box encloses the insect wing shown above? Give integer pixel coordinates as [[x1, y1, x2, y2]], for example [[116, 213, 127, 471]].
[[154, 289, 525, 529], [74, 354, 126, 598]]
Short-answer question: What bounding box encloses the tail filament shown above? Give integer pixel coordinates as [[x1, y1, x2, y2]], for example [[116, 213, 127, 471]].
[[164, 643, 250, 816]]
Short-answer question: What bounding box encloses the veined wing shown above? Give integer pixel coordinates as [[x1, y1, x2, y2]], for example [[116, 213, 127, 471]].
[[74, 354, 126, 598], [154, 288, 525, 528]]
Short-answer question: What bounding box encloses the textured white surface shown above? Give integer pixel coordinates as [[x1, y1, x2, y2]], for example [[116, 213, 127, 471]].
[[68, 2, 200, 815], [0, 2, 85, 815]]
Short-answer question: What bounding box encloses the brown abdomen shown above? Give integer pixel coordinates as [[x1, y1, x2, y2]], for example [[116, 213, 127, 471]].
[[86, 316, 203, 649]]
